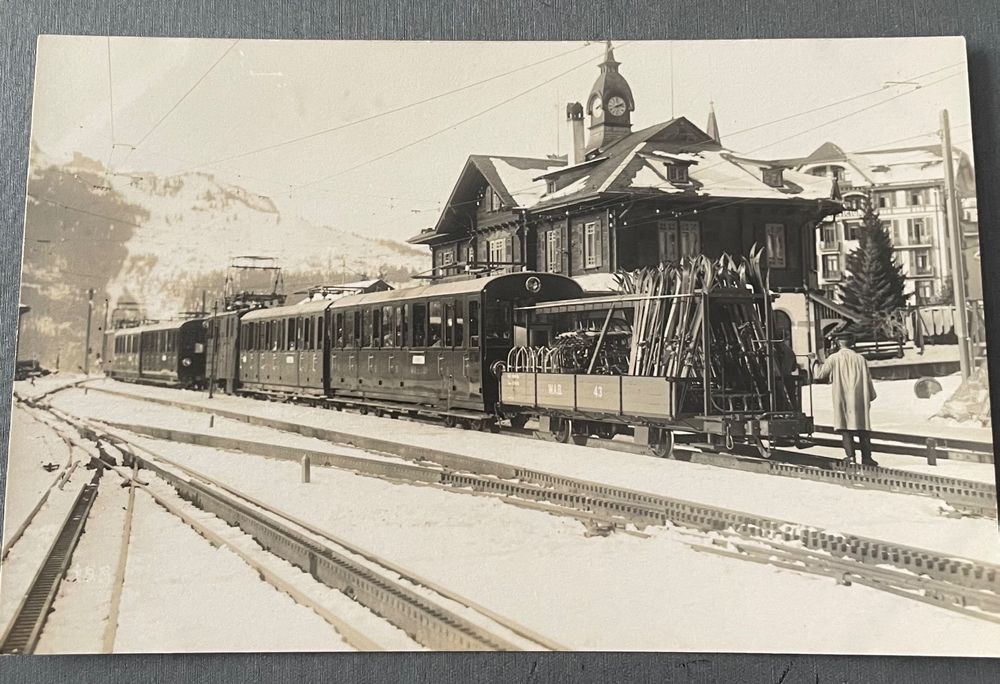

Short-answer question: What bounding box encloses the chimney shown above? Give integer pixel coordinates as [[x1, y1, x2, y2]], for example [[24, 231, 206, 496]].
[[566, 102, 585, 165]]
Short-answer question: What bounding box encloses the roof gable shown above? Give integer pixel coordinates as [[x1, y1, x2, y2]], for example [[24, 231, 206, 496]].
[[408, 154, 564, 244]]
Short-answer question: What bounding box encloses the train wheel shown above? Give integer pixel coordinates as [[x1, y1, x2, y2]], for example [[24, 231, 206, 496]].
[[550, 418, 572, 444], [359, 406, 369, 416], [650, 430, 675, 459]]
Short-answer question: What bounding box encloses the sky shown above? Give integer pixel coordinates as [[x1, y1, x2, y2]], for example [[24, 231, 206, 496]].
[[29, 35, 974, 244]]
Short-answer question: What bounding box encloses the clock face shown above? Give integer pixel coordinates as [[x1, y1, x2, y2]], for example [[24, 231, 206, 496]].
[[608, 96, 627, 116], [591, 96, 603, 115]]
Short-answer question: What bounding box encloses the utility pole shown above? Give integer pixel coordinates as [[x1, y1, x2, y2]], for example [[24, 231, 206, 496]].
[[940, 109, 972, 379], [83, 288, 94, 375], [208, 300, 219, 398]]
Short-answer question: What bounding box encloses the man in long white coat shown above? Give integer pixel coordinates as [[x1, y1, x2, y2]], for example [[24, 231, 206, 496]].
[[814, 333, 879, 466]]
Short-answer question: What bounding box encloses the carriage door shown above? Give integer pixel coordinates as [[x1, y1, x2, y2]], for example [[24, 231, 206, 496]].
[[428, 301, 449, 404], [449, 299, 472, 402], [465, 298, 483, 399]]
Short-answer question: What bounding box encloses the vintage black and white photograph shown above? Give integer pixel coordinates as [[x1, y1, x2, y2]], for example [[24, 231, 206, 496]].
[[2, 35, 995, 654]]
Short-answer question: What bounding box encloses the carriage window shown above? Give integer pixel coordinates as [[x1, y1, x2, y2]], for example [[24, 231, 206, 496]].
[[167, 331, 175, 353], [484, 301, 512, 343], [413, 303, 427, 346], [286, 319, 295, 351], [352, 310, 362, 348], [428, 301, 443, 347], [318, 315, 325, 350], [302, 317, 311, 351], [468, 300, 480, 348], [382, 306, 394, 347], [373, 307, 383, 348], [395, 306, 405, 347], [445, 302, 454, 347], [454, 300, 465, 347], [334, 313, 344, 347]]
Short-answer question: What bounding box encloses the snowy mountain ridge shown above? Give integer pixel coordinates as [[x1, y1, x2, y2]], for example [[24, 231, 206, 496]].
[[43, 151, 427, 318]]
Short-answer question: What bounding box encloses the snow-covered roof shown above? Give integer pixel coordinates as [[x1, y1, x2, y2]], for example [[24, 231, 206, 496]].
[[113, 319, 201, 335], [409, 154, 565, 244], [528, 118, 839, 212], [243, 298, 335, 321], [573, 272, 621, 293], [786, 142, 976, 194]]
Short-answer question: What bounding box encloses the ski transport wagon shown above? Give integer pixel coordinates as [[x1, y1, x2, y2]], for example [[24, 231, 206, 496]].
[[497, 250, 814, 458]]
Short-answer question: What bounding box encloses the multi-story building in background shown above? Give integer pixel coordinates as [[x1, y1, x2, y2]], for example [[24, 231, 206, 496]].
[[780, 142, 978, 305]]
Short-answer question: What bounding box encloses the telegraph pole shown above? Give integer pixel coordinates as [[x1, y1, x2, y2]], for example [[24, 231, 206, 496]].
[[83, 288, 95, 375], [940, 109, 972, 379], [208, 300, 219, 398]]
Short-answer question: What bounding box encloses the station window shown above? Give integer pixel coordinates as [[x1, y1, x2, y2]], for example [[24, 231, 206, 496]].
[[468, 300, 480, 348], [765, 223, 787, 269], [489, 238, 506, 265], [583, 222, 601, 268], [545, 229, 562, 273], [428, 301, 443, 347], [658, 220, 701, 263], [412, 303, 427, 347]]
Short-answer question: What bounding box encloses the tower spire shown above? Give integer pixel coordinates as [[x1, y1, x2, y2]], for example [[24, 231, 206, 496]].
[[706, 100, 721, 145]]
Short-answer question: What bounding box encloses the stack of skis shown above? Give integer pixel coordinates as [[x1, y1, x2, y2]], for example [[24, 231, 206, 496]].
[[613, 245, 786, 413]]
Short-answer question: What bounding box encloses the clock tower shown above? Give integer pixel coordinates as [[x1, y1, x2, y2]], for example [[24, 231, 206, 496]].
[[585, 41, 635, 156]]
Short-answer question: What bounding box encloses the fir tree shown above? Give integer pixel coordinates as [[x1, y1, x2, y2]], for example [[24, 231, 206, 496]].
[[837, 202, 909, 336]]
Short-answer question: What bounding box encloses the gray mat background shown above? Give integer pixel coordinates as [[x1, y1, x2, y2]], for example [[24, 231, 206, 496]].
[[2, 1, 999, 680]]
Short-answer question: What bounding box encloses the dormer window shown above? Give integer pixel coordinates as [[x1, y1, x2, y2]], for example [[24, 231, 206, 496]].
[[763, 168, 784, 188], [666, 164, 689, 183], [546, 180, 556, 194]]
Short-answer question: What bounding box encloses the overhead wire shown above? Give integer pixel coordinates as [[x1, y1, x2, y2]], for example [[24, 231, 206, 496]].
[[169, 41, 599, 174], [284, 42, 633, 193], [115, 39, 240, 172]]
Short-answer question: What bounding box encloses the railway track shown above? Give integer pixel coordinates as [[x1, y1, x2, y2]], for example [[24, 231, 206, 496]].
[[43, 402, 1000, 627], [0, 461, 103, 654], [75, 382, 997, 518], [30, 402, 563, 652]]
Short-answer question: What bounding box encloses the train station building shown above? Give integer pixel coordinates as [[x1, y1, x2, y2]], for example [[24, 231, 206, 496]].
[[409, 42, 843, 354]]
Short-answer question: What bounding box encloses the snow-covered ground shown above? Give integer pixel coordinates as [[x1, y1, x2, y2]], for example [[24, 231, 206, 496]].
[[11, 374, 89, 401], [119, 435, 1000, 655], [805, 373, 995, 445], [2, 407, 74, 542], [0, 407, 91, 635], [110, 491, 354, 653], [63, 381, 1000, 565]]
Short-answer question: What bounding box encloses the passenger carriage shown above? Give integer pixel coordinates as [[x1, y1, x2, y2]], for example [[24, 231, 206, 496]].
[[109, 319, 207, 387], [324, 272, 582, 419], [239, 299, 330, 396], [235, 272, 583, 423]]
